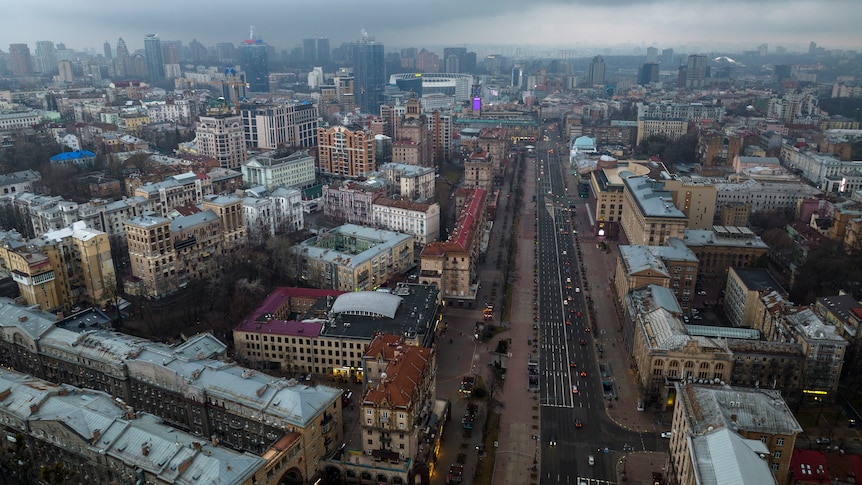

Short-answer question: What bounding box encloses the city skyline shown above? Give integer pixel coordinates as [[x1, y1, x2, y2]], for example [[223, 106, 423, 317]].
[[1, 0, 860, 55]]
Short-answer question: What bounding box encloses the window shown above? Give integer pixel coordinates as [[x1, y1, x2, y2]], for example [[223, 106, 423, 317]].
[[773, 451, 782, 458], [776, 438, 784, 446]]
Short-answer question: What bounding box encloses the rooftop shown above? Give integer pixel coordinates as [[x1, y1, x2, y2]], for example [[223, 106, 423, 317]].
[[730, 268, 785, 293], [624, 176, 687, 219], [683, 226, 768, 249], [680, 383, 803, 436], [690, 427, 775, 485]]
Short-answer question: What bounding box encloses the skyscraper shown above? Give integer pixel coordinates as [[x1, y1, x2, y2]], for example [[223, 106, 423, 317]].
[[8, 43, 34, 76], [588, 55, 605, 85], [316, 38, 330, 65], [638, 62, 659, 85], [103, 41, 112, 59], [143, 34, 164, 82], [684, 54, 707, 88], [240, 37, 269, 92], [302, 38, 317, 64], [351, 34, 385, 114], [34, 41, 56, 74], [115, 37, 130, 78]]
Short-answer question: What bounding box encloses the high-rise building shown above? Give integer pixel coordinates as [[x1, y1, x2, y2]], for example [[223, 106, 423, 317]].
[[8, 43, 34, 76], [351, 35, 385, 114], [196, 114, 248, 169], [316, 37, 330, 64], [638, 62, 659, 85], [103, 40, 112, 59], [57, 60, 74, 83], [317, 124, 376, 177], [115, 37, 130, 77], [34, 41, 56, 74], [240, 38, 269, 92], [660, 48, 674, 65], [302, 38, 317, 64], [215, 42, 235, 63], [646, 46, 658, 63], [143, 33, 164, 82], [588, 55, 605, 85], [684, 54, 707, 88]]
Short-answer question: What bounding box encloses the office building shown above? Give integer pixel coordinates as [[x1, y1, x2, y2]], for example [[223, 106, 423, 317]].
[[196, 113, 248, 169], [351, 36, 386, 114], [103, 40, 112, 59], [240, 38, 270, 92], [241, 101, 319, 149], [614, 240, 699, 314], [588, 55, 605, 85], [34, 40, 57, 74], [8, 43, 34, 76], [684, 54, 708, 88], [638, 62, 659, 85], [372, 198, 440, 245], [114, 37, 130, 77], [143, 34, 164, 82], [302, 37, 330, 65], [682, 227, 768, 278]]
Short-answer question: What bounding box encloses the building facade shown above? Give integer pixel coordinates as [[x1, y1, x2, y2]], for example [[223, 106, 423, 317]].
[[317, 125, 376, 178], [196, 114, 248, 169]]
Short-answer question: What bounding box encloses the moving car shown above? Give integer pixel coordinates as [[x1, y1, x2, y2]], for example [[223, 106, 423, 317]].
[[549, 436, 558, 446], [661, 432, 672, 439], [588, 455, 595, 466], [575, 419, 583, 428], [572, 385, 579, 394], [579, 338, 586, 345], [580, 371, 587, 377]]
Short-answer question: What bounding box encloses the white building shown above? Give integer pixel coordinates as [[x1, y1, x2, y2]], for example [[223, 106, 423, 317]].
[[372, 197, 440, 245], [380, 162, 436, 201], [242, 186, 304, 244], [241, 150, 316, 190], [144, 98, 193, 124], [0, 170, 41, 196], [196, 113, 247, 169], [241, 102, 319, 150], [0, 109, 42, 130], [715, 179, 822, 214], [780, 141, 862, 187]]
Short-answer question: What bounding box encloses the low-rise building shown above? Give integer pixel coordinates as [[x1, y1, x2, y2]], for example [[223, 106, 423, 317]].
[[293, 224, 415, 292], [0, 169, 40, 196], [242, 186, 304, 244], [615, 239, 699, 314], [724, 268, 787, 329], [323, 180, 388, 226], [463, 148, 493, 191], [134, 171, 214, 217], [589, 159, 651, 238]]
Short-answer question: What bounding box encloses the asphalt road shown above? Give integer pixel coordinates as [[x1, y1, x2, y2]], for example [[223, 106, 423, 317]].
[[536, 128, 642, 485]]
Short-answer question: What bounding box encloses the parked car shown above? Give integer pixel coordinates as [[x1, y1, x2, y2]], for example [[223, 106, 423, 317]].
[[661, 432, 672, 439], [816, 438, 831, 444]]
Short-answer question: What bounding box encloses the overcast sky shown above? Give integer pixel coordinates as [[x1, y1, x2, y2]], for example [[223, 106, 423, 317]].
[[3, 0, 860, 55]]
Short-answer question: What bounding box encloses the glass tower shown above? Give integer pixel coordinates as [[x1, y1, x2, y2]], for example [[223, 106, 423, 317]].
[[351, 37, 385, 114], [144, 34, 164, 82], [240, 39, 270, 92]]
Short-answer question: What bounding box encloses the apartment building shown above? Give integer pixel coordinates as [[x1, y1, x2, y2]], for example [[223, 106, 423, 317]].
[[667, 383, 800, 485], [372, 197, 440, 245], [124, 195, 245, 297], [380, 162, 435, 201], [317, 124, 376, 178], [463, 148, 493, 191], [323, 179, 387, 226], [241, 150, 316, 190], [0, 299, 342, 484], [293, 224, 415, 292], [0, 169, 40, 196], [0, 369, 270, 485], [636, 118, 688, 145], [620, 176, 688, 246], [662, 179, 717, 230], [242, 187, 304, 244], [724, 268, 787, 329], [196, 113, 247, 169], [0, 222, 117, 311], [420, 188, 487, 304], [134, 171, 214, 217]]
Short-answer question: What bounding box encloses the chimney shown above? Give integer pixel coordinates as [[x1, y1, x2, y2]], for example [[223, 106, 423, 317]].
[[211, 435, 219, 447], [192, 441, 202, 452], [731, 414, 738, 422], [92, 429, 101, 444], [142, 443, 150, 456], [29, 403, 40, 414], [18, 316, 27, 322]]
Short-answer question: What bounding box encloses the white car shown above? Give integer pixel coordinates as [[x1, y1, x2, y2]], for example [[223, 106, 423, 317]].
[[661, 432, 672, 439], [575, 287, 581, 293], [588, 455, 595, 466]]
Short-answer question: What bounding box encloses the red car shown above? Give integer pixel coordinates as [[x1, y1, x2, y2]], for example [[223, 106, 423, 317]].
[[579, 339, 586, 345], [576, 311, 582, 318], [566, 320, 572, 326], [580, 371, 587, 377]]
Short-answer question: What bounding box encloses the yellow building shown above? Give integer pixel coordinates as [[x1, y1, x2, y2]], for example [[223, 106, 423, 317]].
[[0, 223, 117, 312], [589, 160, 651, 238], [118, 112, 150, 133], [621, 176, 688, 246], [663, 179, 717, 230], [682, 226, 768, 278], [615, 240, 699, 314]]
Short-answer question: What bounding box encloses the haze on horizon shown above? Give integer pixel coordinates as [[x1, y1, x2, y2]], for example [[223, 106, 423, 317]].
[[2, 0, 859, 54]]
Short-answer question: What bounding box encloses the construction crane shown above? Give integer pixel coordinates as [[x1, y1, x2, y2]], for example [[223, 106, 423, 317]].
[[222, 67, 246, 116]]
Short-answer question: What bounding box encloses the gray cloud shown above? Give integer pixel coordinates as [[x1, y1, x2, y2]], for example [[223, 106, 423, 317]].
[[2, 0, 859, 53]]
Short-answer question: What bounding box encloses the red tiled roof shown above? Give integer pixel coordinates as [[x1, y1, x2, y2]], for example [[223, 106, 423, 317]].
[[363, 336, 433, 408], [790, 449, 830, 483]]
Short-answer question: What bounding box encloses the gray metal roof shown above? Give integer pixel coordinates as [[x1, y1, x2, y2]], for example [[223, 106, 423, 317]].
[[331, 291, 402, 318], [624, 176, 687, 219], [691, 427, 775, 485]]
